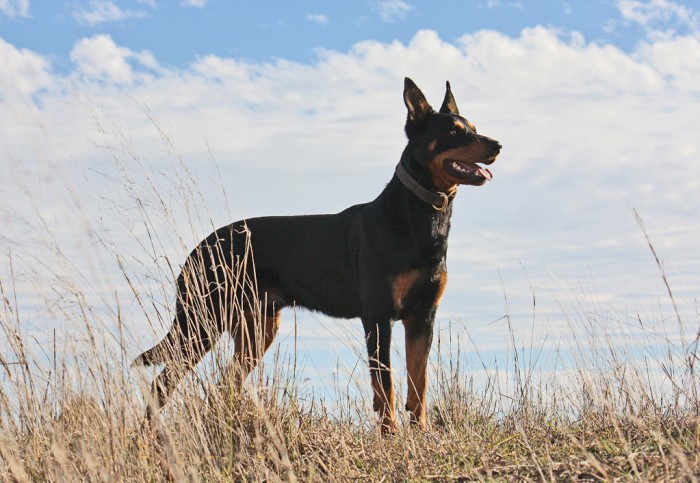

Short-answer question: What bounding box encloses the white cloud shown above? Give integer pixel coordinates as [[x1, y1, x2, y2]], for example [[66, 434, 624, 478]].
[[0, 0, 28, 17], [0, 36, 51, 98], [0, 36, 52, 164], [73, 0, 147, 26], [374, 0, 411, 22], [618, 0, 700, 30], [69, 34, 159, 84], [306, 13, 329, 25]]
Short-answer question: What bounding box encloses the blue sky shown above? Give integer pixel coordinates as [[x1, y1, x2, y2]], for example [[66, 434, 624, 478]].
[[2, 0, 698, 70], [1, 0, 700, 395]]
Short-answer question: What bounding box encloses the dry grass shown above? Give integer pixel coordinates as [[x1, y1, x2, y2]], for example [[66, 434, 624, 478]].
[[0, 316, 698, 481], [1, 116, 699, 481]]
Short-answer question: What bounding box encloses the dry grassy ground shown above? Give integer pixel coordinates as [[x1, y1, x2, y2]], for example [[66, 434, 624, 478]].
[[1, 127, 698, 481], [1, 315, 698, 481]]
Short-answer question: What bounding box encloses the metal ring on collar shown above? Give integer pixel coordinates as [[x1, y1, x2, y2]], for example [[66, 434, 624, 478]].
[[432, 192, 449, 211]]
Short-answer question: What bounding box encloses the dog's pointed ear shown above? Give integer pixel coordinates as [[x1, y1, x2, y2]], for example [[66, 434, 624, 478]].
[[404, 77, 433, 136], [439, 81, 459, 115]]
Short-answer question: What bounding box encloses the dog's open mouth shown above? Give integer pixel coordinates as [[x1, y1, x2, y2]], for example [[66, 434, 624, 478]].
[[444, 159, 493, 183]]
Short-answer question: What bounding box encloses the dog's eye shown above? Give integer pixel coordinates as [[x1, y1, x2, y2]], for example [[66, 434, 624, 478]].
[[449, 129, 458, 136]]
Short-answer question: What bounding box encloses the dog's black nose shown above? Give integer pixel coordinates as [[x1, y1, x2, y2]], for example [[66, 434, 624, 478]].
[[490, 139, 502, 152]]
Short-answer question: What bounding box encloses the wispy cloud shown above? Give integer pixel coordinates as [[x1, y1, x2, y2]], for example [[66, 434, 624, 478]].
[[73, 0, 147, 26], [618, 0, 699, 30], [306, 13, 329, 25], [481, 1, 525, 9], [0, 0, 29, 17], [374, 0, 411, 22], [180, 0, 206, 7]]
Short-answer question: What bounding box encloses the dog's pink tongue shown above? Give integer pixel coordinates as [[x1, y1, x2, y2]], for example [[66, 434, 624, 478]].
[[478, 167, 493, 180]]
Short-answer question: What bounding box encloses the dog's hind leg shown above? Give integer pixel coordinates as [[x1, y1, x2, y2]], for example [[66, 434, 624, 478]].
[[142, 314, 221, 428], [138, 273, 225, 427], [230, 309, 281, 383]]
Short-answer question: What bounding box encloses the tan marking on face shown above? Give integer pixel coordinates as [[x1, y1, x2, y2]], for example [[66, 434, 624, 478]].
[[391, 269, 423, 309], [429, 139, 496, 190], [466, 120, 477, 132], [453, 120, 466, 131], [429, 160, 459, 192], [429, 147, 476, 191]]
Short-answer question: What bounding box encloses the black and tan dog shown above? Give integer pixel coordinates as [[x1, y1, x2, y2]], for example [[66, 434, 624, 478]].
[[133, 77, 501, 432]]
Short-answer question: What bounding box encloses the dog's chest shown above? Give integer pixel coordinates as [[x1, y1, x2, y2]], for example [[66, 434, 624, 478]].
[[390, 267, 448, 316]]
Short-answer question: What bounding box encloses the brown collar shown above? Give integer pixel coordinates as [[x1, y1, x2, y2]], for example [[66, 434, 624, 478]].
[[395, 162, 456, 211]]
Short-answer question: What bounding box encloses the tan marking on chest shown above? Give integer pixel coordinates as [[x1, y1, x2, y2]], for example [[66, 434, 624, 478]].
[[433, 270, 448, 308], [391, 269, 423, 309]]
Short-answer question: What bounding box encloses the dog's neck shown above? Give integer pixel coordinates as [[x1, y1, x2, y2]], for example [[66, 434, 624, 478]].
[[376, 149, 452, 259], [396, 148, 457, 211]]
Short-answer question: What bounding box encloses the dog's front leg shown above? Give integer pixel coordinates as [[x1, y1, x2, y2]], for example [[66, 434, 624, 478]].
[[362, 317, 397, 434], [403, 311, 435, 430]]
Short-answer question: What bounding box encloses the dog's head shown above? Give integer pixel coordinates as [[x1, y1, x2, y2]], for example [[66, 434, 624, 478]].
[[403, 77, 501, 191]]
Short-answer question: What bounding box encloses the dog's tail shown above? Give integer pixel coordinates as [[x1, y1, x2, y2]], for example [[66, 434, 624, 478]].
[[131, 338, 172, 367]]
